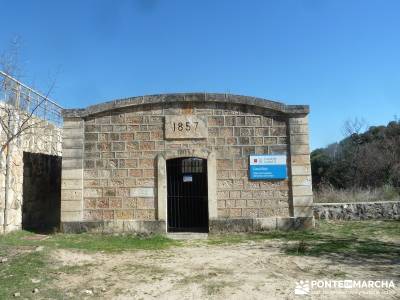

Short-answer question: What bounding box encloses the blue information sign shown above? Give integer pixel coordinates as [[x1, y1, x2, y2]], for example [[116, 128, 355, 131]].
[[249, 155, 287, 180]]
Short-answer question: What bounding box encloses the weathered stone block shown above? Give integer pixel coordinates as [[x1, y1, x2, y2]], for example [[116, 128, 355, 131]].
[[291, 155, 310, 166], [208, 116, 224, 126], [289, 125, 308, 134], [62, 179, 82, 189], [240, 128, 254, 136], [242, 208, 259, 218], [293, 206, 314, 217], [62, 189, 82, 201], [130, 187, 154, 197], [64, 120, 84, 129], [292, 196, 313, 206], [83, 188, 102, 198], [84, 210, 103, 221], [290, 134, 309, 145], [291, 165, 311, 176], [209, 218, 253, 233], [292, 185, 313, 196], [62, 159, 82, 169], [62, 169, 82, 180], [61, 211, 82, 222], [112, 142, 125, 151], [270, 127, 286, 136], [84, 198, 97, 209], [63, 138, 83, 149], [115, 209, 134, 220], [290, 144, 310, 155], [135, 132, 151, 140], [61, 200, 82, 211], [63, 149, 83, 159], [63, 128, 83, 139], [134, 209, 156, 220], [291, 175, 312, 186], [288, 116, 308, 125], [109, 197, 123, 208], [140, 141, 155, 150], [137, 197, 155, 209], [139, 158, 154, 169], [253, 217, 277, 231]]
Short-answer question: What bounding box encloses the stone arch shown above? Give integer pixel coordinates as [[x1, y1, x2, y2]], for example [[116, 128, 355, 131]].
[[63, 93, 309, 119]]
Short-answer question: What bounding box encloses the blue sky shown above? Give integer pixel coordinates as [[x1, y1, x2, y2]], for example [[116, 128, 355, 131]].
[[1, 0, 399, 149]]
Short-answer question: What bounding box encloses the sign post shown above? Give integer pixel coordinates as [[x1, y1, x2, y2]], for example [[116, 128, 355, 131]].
[[249, 155, 287, 180]]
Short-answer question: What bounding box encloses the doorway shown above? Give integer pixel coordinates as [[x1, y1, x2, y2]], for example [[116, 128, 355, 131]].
[[22, 152, 61, 232], [167, 157, 208, 232]]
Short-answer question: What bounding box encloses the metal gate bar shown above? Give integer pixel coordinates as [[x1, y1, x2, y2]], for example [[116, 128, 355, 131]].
[[167, 157, 208, 232]]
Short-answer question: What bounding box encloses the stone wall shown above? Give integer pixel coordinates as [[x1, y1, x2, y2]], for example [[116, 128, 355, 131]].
[[0, 105, 62, 233], [313, 201, 400, 220], [61, 94, 313, 232]]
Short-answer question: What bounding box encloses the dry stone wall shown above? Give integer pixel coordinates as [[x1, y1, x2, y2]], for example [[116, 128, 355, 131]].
[[314, 201, 400, 220]]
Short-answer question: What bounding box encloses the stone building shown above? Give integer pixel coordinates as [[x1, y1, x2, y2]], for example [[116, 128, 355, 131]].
[[61, 93, 313, 233]]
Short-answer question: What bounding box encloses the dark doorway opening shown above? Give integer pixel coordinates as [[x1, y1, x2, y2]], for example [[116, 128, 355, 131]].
[[22, 152, 61, 233], [167, 157, 208, 232]]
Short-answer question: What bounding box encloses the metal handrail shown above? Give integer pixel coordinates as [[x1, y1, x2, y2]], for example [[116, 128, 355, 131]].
[[0, 71, 63, 127], [0, 71, 62, 109]]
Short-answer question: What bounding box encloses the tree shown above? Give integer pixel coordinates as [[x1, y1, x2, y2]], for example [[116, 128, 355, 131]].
[[311, 118, 400, 190]]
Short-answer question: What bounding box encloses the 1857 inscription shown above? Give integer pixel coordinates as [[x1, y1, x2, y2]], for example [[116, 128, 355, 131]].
[[165, 115, 208, 139]]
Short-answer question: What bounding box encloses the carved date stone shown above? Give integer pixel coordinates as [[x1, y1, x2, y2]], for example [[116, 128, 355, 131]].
[[164, 115, 208, 139]]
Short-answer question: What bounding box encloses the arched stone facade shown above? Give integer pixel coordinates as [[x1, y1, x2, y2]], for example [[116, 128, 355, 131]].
[[61, 93, 313, 233]]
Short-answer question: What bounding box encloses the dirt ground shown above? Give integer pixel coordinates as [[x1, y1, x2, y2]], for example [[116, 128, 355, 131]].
[[51, 239, 399, 300]]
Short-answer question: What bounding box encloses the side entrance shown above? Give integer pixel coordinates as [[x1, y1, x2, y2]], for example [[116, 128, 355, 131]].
[[167, 157, 209, 232]]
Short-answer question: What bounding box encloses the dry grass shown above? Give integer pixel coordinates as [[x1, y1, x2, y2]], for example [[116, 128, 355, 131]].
[[314, 184, 400, 203]]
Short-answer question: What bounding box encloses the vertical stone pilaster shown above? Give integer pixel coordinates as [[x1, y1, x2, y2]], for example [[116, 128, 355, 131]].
[[288, 115, 313, 218], [207, 151, 218, 219], [157, 154, 167, 221], [61, 118, 84, 222]]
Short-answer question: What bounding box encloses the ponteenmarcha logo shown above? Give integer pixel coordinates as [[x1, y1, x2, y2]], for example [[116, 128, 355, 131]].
[[294, 280, 310, 295]]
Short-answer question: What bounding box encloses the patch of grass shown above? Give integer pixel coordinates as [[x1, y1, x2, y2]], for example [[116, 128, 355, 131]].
[[0, 250, 63, 299], [0, 231, 181, 298], [204, 280, 236, 295], [47, 233, 181, 252], [208, 229, 321, 245], [178, 273, 210, 286], [56, 263, 97, 275], [0, 232, 181, 253], [208, 220, 400, 260]]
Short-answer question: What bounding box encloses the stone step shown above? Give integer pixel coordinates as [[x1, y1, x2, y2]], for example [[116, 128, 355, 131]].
[[166, 232, 208, 240]]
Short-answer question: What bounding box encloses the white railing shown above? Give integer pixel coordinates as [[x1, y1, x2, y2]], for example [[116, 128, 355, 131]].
[[0, 71, 63, 127]]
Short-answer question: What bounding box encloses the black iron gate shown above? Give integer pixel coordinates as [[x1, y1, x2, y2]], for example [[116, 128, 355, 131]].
[[167, 157, 208, 232]]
